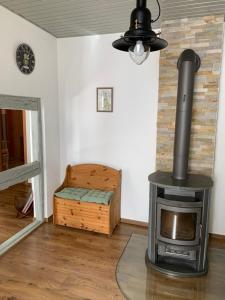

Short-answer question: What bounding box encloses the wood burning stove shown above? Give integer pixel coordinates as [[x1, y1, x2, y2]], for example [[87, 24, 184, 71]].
[[146, 49, 213, 277], [146, 172, 212, 276]]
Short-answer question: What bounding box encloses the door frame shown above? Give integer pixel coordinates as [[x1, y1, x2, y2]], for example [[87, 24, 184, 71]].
[[0, 94, 44, 255]]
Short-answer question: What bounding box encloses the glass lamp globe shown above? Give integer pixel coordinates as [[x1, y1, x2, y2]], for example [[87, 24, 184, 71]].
[[129, 41, 150, 65]]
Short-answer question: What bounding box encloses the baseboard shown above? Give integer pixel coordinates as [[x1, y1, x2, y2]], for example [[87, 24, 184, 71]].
[[44, 216, 225, 249], [120, 218, 148, 228], [44, 215, 53, 223], [209, 233, 225, 250], [120, 218, 225, 250]]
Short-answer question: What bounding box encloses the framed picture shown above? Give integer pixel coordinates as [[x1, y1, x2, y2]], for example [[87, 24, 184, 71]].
[[97, 87, 113, 112]]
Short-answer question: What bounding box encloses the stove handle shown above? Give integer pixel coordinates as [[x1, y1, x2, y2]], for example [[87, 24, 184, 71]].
[[200, 224, 203, 240]]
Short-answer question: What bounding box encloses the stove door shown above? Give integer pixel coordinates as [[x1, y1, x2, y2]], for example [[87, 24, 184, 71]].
[[157, 204, 201, 246]]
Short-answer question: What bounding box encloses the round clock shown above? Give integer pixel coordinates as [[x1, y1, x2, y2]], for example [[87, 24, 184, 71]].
[[16, 43, 35, 74]]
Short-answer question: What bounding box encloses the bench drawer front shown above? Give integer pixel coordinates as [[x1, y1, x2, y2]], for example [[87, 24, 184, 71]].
[[54, 197, 110, 234]]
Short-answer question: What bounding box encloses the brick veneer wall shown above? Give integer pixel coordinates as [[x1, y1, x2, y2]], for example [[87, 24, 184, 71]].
[[156, 15, 224, 176]]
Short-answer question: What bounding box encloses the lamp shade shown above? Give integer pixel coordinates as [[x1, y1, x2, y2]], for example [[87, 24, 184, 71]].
[[112, 0, 167, 63]]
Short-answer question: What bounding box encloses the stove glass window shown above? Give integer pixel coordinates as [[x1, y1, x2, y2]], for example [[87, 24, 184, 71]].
[[160, 210, 197, 241]]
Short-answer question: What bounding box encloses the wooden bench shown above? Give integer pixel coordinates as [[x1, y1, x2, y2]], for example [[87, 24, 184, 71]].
[[53, 164, 121, 235]]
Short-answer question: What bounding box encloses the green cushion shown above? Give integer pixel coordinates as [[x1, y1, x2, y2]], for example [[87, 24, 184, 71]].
[[55, 187, 89, 200], [81, 189, 114, 205]]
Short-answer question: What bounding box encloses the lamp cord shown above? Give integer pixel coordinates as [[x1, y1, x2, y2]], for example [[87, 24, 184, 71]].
[[151, 0, 161, 23]]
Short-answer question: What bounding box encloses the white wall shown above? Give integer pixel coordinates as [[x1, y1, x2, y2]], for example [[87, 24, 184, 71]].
[[57, 34, 160, 222], [211, 25, 225, 235], [58, 32, 225, 234], [0, 6, 60, 217]]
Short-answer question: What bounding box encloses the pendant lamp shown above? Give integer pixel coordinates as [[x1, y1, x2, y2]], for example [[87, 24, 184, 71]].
[[112, 0, 168, 65]]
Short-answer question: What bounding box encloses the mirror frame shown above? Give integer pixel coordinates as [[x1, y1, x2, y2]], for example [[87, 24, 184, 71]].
[[0, 94, 44, 255]]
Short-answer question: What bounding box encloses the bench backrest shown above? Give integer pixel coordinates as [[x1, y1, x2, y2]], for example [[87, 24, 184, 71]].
[[64, 164, 121, 191]]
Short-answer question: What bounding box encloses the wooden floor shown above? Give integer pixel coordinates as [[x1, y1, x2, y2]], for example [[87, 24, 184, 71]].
[[0, 202, 32, 244], [0, 183, 33, 244], [0, 223, 224, 300], [0, 223, 146, 300]]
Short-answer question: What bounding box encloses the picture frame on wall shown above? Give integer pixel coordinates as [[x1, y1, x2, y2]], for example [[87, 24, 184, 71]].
[[96, 87, 113, 112]]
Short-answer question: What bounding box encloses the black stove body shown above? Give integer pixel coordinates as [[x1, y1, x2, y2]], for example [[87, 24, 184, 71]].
[[146, 49, 213, 277]]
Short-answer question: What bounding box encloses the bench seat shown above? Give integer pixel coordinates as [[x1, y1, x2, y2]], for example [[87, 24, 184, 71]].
[[55, 187, 114, 205]]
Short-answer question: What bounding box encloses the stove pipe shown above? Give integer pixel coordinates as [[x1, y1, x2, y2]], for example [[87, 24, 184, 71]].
[[172, 49, 201, 180], [136, 0, 147, 7]]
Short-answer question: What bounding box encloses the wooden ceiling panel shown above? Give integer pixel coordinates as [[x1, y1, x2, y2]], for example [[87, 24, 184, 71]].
[[0, 0, 224, 38]]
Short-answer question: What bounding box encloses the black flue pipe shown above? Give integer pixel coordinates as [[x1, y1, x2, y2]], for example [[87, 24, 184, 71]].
[[172, 49, 201, 180], [136, 0, 147, 8]]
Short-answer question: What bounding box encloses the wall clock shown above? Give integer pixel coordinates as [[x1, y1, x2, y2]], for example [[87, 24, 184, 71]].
[[16, 43, 35, 74]]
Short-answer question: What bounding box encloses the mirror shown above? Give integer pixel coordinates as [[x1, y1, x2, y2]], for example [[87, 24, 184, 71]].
[[0, 95, 44, 255]]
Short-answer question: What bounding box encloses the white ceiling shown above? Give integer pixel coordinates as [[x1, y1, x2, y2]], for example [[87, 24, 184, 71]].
[[0, 0, 224, 38], [162, 0, 225, 20]]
